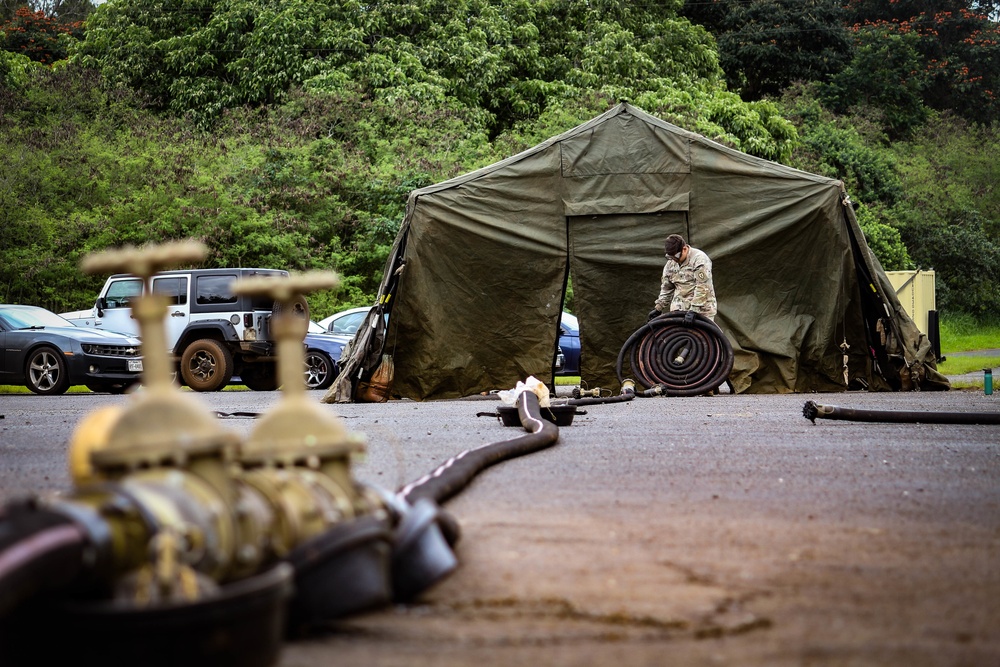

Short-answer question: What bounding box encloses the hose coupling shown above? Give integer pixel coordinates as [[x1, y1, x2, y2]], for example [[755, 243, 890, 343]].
[[673, 345, 689, 365]]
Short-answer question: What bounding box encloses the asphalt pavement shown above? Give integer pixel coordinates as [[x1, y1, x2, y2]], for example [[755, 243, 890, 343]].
[[0, 387, 998, 666]]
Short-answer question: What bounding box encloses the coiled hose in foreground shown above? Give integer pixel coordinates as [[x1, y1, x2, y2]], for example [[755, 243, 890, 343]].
[[616, 311, 734, 396], [0, 501, 91, 617], [804, 401, 1000, 424]]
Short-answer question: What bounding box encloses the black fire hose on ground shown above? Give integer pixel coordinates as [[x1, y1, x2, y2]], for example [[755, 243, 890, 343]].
[[399, 391, 559, 508], [804, 401, 1000, 425], [616, 311, 734, 396]]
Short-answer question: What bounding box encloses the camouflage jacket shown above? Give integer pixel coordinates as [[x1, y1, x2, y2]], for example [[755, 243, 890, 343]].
[[654, 246, 717, 320]]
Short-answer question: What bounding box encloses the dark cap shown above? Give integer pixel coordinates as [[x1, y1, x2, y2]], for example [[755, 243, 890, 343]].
[[664, 234, 686, 258]]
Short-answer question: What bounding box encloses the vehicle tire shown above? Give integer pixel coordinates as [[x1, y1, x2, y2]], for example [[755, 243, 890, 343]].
[[25, 346, 70, 395], [180, 339, 233, 392], [304, 350, 335, 390], [241, 364, 280, 392], [272, 295, 309, 322]]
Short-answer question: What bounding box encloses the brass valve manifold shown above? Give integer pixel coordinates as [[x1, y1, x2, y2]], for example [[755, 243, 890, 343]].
[[61, 242, 383, 603]]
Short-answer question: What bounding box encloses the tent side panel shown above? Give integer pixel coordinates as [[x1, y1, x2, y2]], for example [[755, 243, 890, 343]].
[[840, 203, 949, 390], [389, 149, 569, 400], [690, 145, 861, 392]]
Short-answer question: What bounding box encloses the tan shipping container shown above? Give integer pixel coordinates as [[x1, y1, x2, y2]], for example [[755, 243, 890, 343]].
[[886, 269, 936, 334]]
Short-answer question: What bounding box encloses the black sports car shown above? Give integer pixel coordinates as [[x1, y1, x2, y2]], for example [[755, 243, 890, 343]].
[[0, 304, 144, 395]]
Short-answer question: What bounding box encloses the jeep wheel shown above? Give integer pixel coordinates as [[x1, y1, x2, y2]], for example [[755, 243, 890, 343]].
[[241, 364, 279, 391], [180, 339, 234, 392]]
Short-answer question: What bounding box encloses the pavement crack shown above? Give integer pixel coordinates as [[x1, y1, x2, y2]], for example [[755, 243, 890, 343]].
[[657, 558, 718, 586], [449, 597, 689, 632], [694, 596, 773, 639]]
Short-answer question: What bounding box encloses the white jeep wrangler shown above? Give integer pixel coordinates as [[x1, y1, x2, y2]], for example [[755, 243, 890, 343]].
[[62, 268, 299, 392]]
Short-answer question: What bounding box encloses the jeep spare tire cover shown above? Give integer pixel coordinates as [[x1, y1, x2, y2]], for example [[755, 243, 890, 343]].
[[272, 295, 309, 323]]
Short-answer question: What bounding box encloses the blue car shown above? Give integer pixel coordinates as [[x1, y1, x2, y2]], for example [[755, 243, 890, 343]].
[[0, 304, 143, 394], [556, 312, 580, 376], [304, 320, 352, 390]]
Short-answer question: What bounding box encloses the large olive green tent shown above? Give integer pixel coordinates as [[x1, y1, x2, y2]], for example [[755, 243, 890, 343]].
[[327, 103, 947, 402]]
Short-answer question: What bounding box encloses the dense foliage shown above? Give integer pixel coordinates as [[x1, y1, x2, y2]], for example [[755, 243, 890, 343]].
[[0, 65, 499, 315], [1, 0, 998, 320], [813, 0, 1000, 144], [681, 0, 853, 101], [73, 0, 787, 152]]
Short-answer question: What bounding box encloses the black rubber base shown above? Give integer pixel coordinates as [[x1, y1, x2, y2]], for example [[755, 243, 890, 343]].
[[0, 563, 293, 667]]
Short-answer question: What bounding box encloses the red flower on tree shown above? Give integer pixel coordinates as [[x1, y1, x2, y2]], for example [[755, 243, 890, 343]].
[[1, 7, 82, 65]]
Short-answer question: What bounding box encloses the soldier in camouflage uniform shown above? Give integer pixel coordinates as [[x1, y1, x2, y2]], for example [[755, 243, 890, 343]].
[[649, 234, 717, 321]]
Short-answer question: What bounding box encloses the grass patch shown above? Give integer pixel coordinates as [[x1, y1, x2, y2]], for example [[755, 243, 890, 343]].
[[949, 379, 988, 391], [937, 356, 1000, 376], [0, 384, 251, 394], [0, 385, 93, 394], [939, 313, 1000, 354]]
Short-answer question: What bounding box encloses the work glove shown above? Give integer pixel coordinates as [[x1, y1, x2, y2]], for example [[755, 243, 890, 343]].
[[647, 309, 660, 321]]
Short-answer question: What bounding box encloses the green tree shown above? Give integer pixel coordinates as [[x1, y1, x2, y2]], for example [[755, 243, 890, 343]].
[[0, 43, 38, 85], [897, 209, 1000, 316], [821, 26, 929, 138], [854, 203, 912, 271], [782, 84, 903, 207], [880, 112, 1000, 317], [0, 62, 500, 313], [681, 0, 853, 100], [72, 0, 797, 158], [891, 113, 1000, 230]]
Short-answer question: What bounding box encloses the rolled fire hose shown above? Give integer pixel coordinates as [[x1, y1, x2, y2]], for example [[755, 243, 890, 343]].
[[616, 311, 734, 396], [804, 401, 1000, 425]]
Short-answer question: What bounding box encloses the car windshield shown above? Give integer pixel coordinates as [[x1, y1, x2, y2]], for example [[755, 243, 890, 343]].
[[331, 311, 367, 334], [308, 320, 325, 334], [0, 306, 70, 329]]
